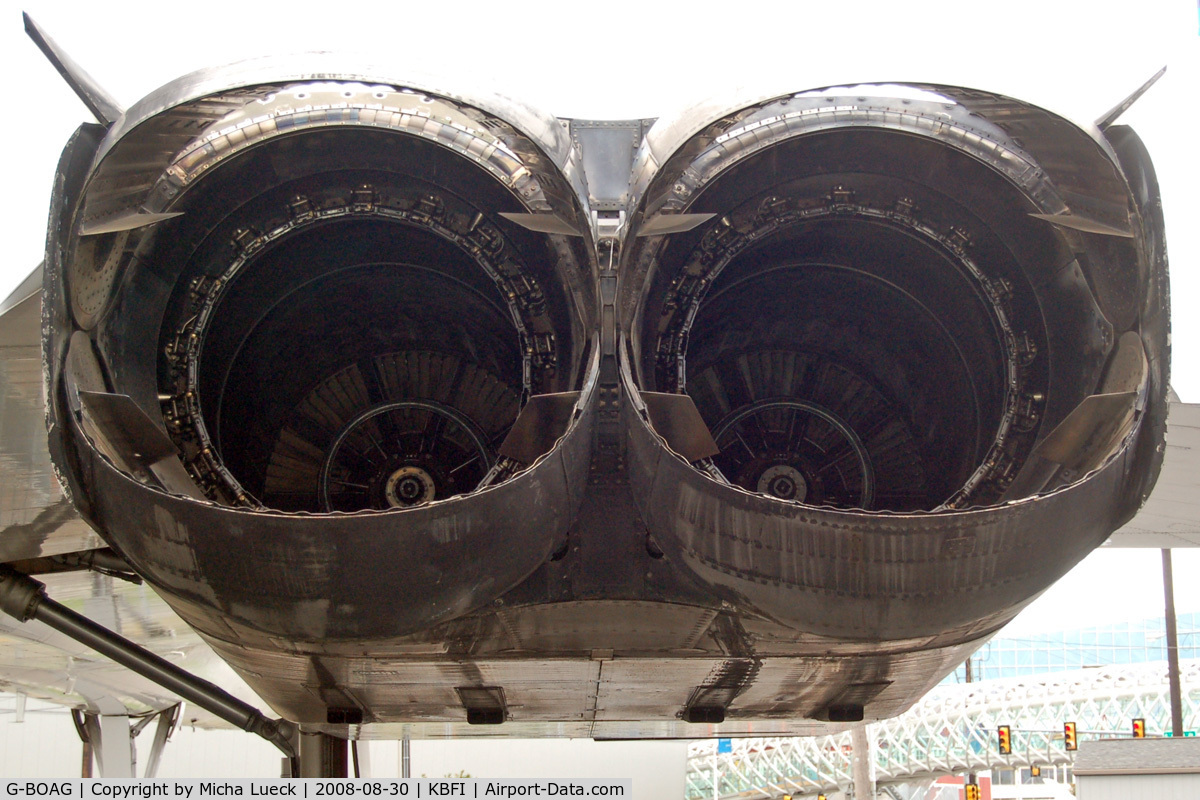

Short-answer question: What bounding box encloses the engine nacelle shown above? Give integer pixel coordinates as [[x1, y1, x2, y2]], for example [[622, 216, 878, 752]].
[[38, 65, 1168, 732], [620, 85, 1168, 641], [44, 63, 596, 645]]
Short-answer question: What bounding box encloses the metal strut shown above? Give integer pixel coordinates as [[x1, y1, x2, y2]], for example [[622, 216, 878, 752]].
[[0, 565, 295, 760], [22, 13, 124, 126]]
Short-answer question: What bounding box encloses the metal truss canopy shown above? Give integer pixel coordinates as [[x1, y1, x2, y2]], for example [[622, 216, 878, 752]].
[[686, 660, 1200, 799]]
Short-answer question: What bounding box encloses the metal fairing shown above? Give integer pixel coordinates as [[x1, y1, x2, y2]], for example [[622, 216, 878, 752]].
[[4, 50, 1172, 737], [623, 353, 1133, 640], [0, 271, 103, 564]]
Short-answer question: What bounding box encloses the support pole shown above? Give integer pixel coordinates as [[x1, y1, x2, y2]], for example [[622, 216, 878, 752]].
[[1162, 549, 1184, 737], [83, 714, 104, 775], [851, 725, 875, 800], [401, 734, 411, 779], [143, 706, 178, 779], [99, 714, 134, 778], [299, 732, 349, 778], [0, 566, 294, 759]]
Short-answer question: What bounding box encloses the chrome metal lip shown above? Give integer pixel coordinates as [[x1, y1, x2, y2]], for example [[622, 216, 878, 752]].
[[93, 52, 577, 177]]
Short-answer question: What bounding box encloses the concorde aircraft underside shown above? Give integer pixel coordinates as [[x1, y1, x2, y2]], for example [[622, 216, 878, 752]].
[[0, 14, 1175, 755]]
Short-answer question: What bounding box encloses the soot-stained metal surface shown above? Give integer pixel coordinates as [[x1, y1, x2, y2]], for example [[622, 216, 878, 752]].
[[1, 35, 1173, 739]]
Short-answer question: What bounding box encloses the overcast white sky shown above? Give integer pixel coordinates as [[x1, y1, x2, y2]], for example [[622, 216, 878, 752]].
[[1, 0, 1198, 633]]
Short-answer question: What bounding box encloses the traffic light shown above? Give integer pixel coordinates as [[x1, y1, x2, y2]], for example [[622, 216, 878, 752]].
[[1030, 765, 1041, 777], [964, 784, 981, 800], [1064, 721, 1078, 750], [998, 724, 1012, 754], [1133, 718, 1146, 738]]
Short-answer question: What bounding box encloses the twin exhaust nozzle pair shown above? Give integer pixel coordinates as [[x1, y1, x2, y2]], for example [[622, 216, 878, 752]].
[[40, 53, 1166, 687]]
